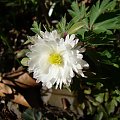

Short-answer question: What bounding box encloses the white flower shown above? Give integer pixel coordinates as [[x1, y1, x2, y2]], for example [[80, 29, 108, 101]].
[[26, 30, 89, 89]]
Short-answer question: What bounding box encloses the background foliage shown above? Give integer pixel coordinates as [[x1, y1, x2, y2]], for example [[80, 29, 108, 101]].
[[0, 0, 120, 120]]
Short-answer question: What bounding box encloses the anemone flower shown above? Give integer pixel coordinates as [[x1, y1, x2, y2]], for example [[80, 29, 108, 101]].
[[27, 30, 89, 89]]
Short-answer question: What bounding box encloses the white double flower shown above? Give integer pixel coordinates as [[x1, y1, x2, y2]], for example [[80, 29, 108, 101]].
[[27, 30, 89, 89]]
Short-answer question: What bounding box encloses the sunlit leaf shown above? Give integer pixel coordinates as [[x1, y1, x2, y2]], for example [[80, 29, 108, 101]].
[[100, 50, 112, 58], [13, 93, 30, 107], [68, 2, 87, 22], [89, 0, 117, 29], [16, 49, 29, 58], [67, 21, 85, 34], [0, 83, 12, 96], [56, 16, 67, 34], [86, 101, 94, 115], [93, 16, 120, 34], [30, 21, 41, 35], [21, 58, 29, 66], [106, 99, 118, 114], [84, 88, 91, 94], [95, 82, 103, 90], [104, 92, 109, 102], [95, 93, 104, 103]]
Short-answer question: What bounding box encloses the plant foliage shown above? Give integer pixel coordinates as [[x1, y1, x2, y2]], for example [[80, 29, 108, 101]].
[[0, 0, 120, 120]]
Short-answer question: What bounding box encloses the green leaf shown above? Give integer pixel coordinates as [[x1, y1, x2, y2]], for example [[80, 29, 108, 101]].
[[86, 101, 94, 115], [68, 2, 87, 22], [6, 2, 18, 7], [97, 105, 108, 119], [89, 0, 100, 28], [101, 50, 112, 58], [116, 96, 120, 102], [94, 112, 103, 120], [87, 96, 100, 106], [109, 117, 119, 120], [93, 17, 120, 34], [56, 16, 67, 34], [113, 63, 119, 68], [95, 93, 104, 103], [21, 58, 29, 66], [77, 28, 88, 39], [104, 92, 109, 102], [22, 108, 42, 120], [30, 21, 41, 35], [67, 1, 89, 37], [24, 35, 38, 45], [89, 0, 117, 29], [84, 88, 91, 94], [67, 21, 85, 34], [16, 49, 29, 58], [106, 99, 118, 114], [76, 18, 89, 39], [79, 102, 85, 109], [95, 82, 103, 90], [114, 89, 120, 95], [68, 2, 80, 17]]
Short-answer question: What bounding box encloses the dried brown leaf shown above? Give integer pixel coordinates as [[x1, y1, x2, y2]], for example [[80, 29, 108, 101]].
[[2, 79, 16, 86], [3, 66, 24, 78], [0, 83, 13, 96], [16, 73, 37, 88], [0, 83, 30, 107], [13, 93, 31, 107], [2, 73, 37, 88]]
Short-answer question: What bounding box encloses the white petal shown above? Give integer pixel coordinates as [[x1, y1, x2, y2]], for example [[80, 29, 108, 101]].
[[76, 64, 82, 69], [70, 68, 74, 77], [70, 34, 75, 41]]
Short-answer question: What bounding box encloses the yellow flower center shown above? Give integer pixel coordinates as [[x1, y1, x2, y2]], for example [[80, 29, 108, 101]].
[[48, 53, 63, 65]]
